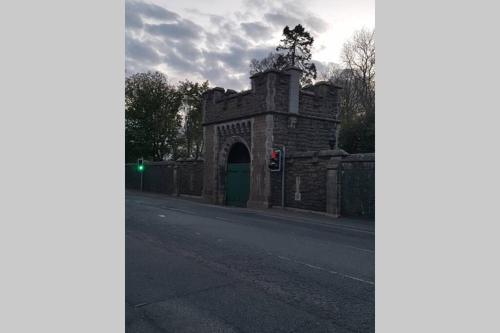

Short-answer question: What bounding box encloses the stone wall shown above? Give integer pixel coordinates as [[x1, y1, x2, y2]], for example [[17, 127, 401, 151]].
[[276, 151, 332, 211], [177, 160, 204, 196], [125, 160, 203, 196], [272, 114, 336, 153], [300, 83, 341, 119], [125, 152, 374, 218], [271, 150, 374, 218]]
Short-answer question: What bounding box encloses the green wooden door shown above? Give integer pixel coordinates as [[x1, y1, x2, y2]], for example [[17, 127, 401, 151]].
[[226, 163, 250, 207]]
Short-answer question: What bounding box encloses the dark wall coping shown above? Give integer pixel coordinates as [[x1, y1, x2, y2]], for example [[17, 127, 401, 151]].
[[342, 153, 375, 162], [125, 159, 204, 166], [214, 90, 252, 103], [286, 149, 349, 159], [202, 110, 340, 126], [249, 69, 291, 79]]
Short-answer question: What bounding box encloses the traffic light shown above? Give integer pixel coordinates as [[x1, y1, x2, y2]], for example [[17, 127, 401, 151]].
[[268, 148, 282, 171], [137, 158, 144, 172]]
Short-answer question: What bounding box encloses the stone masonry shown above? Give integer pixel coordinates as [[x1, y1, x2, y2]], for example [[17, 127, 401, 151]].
[[202, 67, 343, 209]]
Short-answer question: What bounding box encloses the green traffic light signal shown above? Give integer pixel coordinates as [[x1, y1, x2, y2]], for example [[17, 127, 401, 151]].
[[137, 158, 144, 172]]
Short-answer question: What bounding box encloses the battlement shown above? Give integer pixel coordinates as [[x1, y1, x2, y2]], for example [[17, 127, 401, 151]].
[[202, 68, 342, 125]]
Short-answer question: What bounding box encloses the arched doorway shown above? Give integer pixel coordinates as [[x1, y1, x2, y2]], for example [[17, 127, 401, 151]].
[[225, 142, 250, 207]]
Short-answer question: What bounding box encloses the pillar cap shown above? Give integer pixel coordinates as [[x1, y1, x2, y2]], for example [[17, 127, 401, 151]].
[[321, 149, 349, 157], [284, 66, 303, 73]]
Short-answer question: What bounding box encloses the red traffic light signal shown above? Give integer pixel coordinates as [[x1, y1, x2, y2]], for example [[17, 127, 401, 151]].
[[269, 148, 281, 171]]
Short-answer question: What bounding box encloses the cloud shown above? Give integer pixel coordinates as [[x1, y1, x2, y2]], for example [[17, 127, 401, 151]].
[[240, 22, 273, 38], [126, 35, 161, 65], [163, 48, 196, 72], [126, 0, 179, 22], [145, 19, 203, 41], [125, 0, 331, 91], [305, 15, 329, 34], [264, 11, 328, 35], [264, 12, 301, 29]]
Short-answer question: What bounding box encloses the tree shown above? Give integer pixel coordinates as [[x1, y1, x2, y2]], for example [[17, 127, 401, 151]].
[[249, 24, 317, 85], [317, 29, 375, 153], [334, 28, 375, 153], [342, 28, 375, 115], [249, 52, 287, 76], [177, 80, 209, 160], [276, 24, 317, 85], [125, 71, 183, 162]]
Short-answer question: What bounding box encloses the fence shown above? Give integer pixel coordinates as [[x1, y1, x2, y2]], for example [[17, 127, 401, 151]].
[[125, 160, 203, 196]]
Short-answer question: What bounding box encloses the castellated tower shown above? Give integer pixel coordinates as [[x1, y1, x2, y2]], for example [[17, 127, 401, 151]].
[[201, 67, 342, 208]]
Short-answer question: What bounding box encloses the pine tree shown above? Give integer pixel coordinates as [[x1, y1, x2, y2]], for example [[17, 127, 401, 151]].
[[276, 24, 317, 85]]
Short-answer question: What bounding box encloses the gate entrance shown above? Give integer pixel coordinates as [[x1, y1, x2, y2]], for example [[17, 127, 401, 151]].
[[225, 142, 250, 207]]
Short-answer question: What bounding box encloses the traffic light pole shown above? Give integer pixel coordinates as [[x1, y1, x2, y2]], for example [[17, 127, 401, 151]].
[[281, 146, 286, 208], [140, 171, 143, 192], [139, 156, 143, 192]]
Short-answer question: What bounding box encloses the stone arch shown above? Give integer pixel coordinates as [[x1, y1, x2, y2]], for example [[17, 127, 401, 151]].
[[218, 136, 252, 169], [227, 142, 250, 163], [216, 136, 252, 205]]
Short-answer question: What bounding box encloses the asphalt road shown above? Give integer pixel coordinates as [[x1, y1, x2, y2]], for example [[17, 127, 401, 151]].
[[126, 191, 375, 333]]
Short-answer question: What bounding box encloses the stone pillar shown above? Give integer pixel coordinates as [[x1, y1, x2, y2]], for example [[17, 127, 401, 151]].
[[173, 165, 180, 196], [246, 115, 273, 209], [265, 72, 276, 111], [325, 149, 349, 217], [212, 87, 225, 101], [285, 66, 302, 114]]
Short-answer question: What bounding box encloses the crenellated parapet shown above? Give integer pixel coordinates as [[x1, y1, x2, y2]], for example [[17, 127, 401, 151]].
[[202, 68, 342, 125]]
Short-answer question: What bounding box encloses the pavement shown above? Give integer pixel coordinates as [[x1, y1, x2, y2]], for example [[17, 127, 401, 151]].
[[126, 190, 374, 332]]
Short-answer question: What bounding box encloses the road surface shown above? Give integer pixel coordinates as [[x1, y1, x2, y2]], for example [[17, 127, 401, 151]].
[[126, 191, 374, 332]]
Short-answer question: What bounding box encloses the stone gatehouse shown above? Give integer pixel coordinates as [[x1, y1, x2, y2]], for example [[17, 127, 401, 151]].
[[126, 67, 375, 218], [202, 67, 343, 209]]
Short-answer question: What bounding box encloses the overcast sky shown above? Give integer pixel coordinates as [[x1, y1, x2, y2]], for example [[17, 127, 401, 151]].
[[126, 0, 374, 90]]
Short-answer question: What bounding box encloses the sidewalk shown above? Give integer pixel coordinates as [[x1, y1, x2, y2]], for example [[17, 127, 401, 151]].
[[125, 189, 374, 233]]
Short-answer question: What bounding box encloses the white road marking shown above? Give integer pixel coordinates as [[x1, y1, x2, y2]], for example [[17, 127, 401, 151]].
[[342, 245, 375, 254], [303, 263, 322, 270], [158, 214, 165, 218], [249, 212, 374, 235], [275, 255, 374, 285], [166, 207, 194, 214]]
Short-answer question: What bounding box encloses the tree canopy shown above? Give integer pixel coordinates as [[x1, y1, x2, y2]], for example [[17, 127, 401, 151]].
[[320, 28, 375, 153], [125, 72, 208, 162], [249, 24, 317, 85], [176, 80, 209, 160]]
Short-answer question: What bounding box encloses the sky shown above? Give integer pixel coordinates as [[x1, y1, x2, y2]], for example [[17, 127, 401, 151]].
[[125, 0, 374, 90]]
